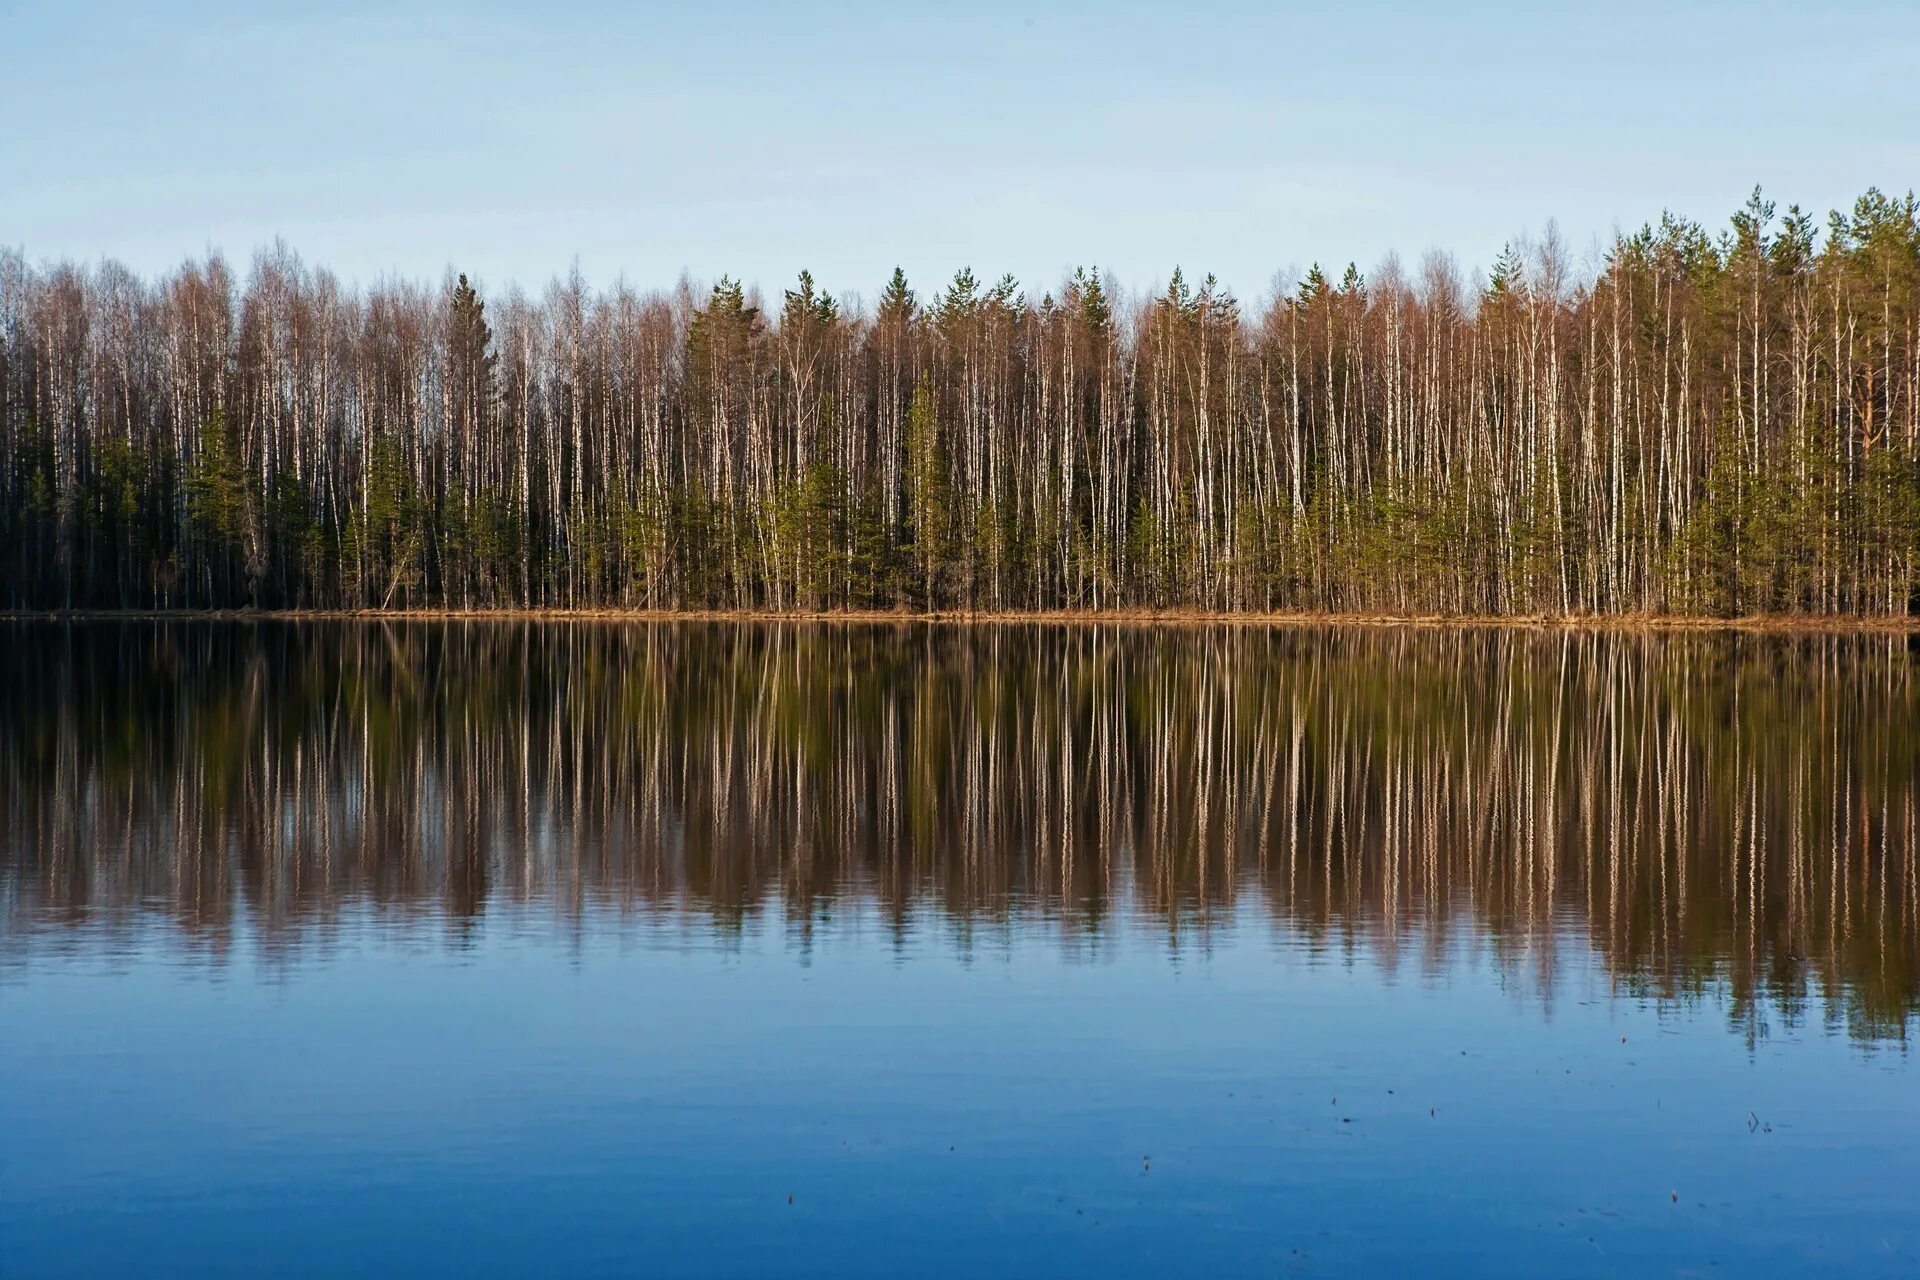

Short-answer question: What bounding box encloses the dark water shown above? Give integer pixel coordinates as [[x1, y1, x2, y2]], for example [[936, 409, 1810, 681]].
[[3, 622, 1918, 1277]]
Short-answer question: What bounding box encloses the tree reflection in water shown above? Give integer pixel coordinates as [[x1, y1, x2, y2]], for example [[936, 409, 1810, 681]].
[[3, 621, 1915, 1045]]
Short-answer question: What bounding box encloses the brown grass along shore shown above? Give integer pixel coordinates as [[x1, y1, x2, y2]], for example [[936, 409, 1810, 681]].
[[3, 607, 1917, 633]]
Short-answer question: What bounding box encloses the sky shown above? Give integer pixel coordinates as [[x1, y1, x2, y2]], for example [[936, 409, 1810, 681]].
[[4, 0, 1917, 306]]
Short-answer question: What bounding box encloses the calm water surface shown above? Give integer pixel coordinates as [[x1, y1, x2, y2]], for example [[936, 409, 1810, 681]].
[[2, 621, 1917, 1277]]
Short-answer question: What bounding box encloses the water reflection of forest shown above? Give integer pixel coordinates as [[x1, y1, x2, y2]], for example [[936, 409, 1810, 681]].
[[3, 622, 1916, 1042]]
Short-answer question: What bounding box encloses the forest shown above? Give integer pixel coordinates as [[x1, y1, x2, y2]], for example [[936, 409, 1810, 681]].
[[2, 187, 1917, 615]]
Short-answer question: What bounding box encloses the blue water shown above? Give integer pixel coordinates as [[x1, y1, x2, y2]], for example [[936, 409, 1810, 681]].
[[2, 622, 1916, 1276]]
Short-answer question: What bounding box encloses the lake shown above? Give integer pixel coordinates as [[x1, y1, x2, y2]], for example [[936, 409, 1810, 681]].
[[2, 621, 1916, 1277]]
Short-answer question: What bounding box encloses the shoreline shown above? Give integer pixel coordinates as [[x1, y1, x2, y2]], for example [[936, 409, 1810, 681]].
[[2, 607, 1917, 633]]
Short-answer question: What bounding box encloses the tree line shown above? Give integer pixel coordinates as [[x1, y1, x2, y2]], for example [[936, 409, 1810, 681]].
[[3, 187, 1918, 614]]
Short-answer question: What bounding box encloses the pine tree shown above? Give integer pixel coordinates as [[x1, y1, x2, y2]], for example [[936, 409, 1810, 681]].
[[905, 378, 949, 608]]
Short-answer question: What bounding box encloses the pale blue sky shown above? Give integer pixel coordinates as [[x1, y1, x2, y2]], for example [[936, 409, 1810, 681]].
[[4, 0, 1916, 302]]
